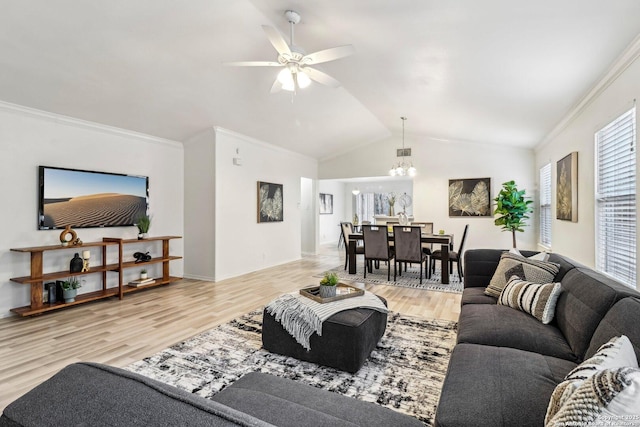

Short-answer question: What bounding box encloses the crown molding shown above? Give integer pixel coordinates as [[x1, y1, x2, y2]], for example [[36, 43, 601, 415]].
[[536, 33, 640, 152], [213, 126, 317, 163], [0, 100, 182, 148]]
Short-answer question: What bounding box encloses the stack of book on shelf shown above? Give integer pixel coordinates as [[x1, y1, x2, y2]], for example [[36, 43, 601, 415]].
[[128, 277, 156, 287]]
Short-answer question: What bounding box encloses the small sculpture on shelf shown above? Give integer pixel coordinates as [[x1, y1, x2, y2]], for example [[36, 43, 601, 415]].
[[59, 226, 77, 247], [81, 250, 90, 272], [69, 253, 83, 273], [133, 251, 151, 263]]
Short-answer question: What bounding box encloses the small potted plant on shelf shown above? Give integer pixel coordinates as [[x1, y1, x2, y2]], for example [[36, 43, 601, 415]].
[[319, 272, 339, 298], [136, 214, 151, 239], [61, 277, 82, 303], [140, 269, 148, 280]]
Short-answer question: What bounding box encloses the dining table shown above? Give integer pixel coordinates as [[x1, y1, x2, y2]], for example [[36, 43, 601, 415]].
[[347, 232, 455, 284]]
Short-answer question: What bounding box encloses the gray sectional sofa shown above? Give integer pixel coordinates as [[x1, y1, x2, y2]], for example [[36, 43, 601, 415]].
[[435, 249, 640, 427], [1, 362, 422, 427]]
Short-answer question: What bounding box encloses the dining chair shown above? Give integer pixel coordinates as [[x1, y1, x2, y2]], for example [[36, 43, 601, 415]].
[[362, 224, 395, 281], [393, 226, 429, 283], [341, 222, 364, 270], [411, 222, 434, 256], [431, 224, 469, 279]]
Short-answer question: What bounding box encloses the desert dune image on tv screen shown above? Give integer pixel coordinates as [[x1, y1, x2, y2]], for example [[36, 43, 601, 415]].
[[41, 168, 148, 229]]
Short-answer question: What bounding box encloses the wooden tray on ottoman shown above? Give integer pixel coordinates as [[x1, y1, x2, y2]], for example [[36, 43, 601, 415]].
[[300, 283, 364, 303]]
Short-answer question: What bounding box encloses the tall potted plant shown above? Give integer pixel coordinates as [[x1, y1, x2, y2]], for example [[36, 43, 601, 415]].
[[493, 180, 533, 248]]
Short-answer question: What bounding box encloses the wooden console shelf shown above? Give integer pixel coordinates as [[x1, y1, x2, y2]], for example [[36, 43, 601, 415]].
[[10, 236, 182, 317]]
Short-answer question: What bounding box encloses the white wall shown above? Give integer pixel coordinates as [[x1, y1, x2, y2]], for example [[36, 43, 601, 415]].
[[212, 128, 318, 281], [0, 102, 184, 318], [183, 128, 216, 280], [318, 180, 346, 245], [534, 49, 640, 271], [300, 177, 317, 255], [320, 139, 536, 252]]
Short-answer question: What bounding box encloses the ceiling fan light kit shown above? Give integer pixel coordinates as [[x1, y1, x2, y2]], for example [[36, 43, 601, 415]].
[[389, 117, 417, 177], [224, 10, 354, 94]]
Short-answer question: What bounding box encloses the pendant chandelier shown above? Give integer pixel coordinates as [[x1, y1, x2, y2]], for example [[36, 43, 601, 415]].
[[389, 117, 416, 177]]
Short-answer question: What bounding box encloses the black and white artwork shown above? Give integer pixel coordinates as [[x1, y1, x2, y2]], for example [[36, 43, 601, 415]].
[[448, 178, 491, 217], [319, 193, 333, 215], [257, 181, 283, 223]]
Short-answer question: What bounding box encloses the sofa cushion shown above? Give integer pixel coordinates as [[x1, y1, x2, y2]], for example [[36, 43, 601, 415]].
[[586, 297, 640, 362], [434, 343, 576, 427], [212, 372, 423, 427], [1, 362, 271, 427], [461, 287, 497, 305], [545, 335, 638, 423], [457, 303, 578, 361], [554, 268, 640, 361], [498, 277, 562, 324], [485, 252, 560, 298]]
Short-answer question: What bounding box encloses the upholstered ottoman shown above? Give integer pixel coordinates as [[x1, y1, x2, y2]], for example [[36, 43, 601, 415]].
[[262, 296, 388, 373]]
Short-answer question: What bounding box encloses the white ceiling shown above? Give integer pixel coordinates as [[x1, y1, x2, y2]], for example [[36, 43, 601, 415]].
[[1, 1, 639, 159]]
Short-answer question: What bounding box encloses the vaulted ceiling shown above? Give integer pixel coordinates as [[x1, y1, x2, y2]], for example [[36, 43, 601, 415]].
[[1, 1, 639, 159]]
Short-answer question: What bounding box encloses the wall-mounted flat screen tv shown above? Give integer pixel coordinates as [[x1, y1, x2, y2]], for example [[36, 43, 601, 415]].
[[38, 166, 149, 230]]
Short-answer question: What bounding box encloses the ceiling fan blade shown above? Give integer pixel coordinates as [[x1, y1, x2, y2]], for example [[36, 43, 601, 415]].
[[301, 67, 341, 88], [303, 45, 355, 65], [223, 61, 282, 67], [262, 25, 291, 57]]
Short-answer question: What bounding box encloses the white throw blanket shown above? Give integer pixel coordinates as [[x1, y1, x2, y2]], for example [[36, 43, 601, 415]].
[[265, 291, 388, 351]]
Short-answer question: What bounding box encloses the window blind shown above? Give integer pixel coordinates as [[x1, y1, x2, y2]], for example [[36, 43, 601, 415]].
[[539, 163, 552, 247], [595, 107, 636, 287]]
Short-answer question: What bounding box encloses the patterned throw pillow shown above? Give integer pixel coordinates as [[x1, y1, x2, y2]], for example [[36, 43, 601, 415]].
[[509, 247, 551, 261], [485, 252, 560, 298], [497, 276, 562, 324], [545, 367, 640, 426], [545, 335, 639, 425]]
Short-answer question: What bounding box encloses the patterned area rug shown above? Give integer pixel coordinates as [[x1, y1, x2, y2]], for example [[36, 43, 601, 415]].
[[318, 264, 463, 294], [127, 309, 457, 426]]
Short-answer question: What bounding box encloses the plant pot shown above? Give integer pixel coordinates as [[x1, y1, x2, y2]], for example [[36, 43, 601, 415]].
[[140, 273, 148, 280], [319, 285, 337, 298], [62, 288, 77, 303], [138, 233, 149, 240]]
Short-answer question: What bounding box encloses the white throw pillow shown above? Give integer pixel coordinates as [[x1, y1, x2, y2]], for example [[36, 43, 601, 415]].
[[545, 335, 639, 425]]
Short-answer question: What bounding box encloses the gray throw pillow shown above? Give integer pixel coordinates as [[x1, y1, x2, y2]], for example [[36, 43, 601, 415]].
[[484, 252, 560, 298]]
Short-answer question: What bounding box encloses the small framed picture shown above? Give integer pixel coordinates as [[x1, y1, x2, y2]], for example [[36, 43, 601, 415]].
[[319, 193, 333, 215]]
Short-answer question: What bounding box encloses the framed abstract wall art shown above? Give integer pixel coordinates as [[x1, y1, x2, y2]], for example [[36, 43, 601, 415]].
[[557, 151, 578, 222], [257, 181, 283, 223], [448, 178, 492, 217], [319, 193, 333, 215]]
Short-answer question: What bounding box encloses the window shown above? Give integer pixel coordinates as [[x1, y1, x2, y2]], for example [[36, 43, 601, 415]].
[[539, 163, 552, 247], [595, 107, 636, 287], [355, 193, 392, 223]]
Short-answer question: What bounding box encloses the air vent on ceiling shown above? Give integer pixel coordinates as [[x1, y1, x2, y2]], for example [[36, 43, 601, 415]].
[[396, 148, 411, 157]]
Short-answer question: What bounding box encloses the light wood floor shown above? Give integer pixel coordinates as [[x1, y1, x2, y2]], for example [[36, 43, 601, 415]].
[[0, 244, 460, 411]]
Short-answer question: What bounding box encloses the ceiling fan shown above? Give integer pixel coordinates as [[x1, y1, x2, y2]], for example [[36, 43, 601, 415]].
[[224, 10, 355, 93]]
